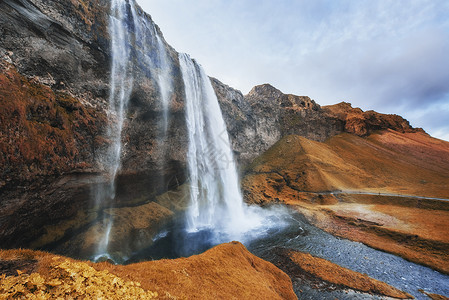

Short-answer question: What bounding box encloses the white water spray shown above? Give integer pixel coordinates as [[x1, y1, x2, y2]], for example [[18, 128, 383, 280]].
[[179, 53, 271, 242]]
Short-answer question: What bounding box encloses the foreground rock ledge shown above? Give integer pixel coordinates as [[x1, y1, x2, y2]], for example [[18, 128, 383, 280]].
[[0, 242, 296, 299]]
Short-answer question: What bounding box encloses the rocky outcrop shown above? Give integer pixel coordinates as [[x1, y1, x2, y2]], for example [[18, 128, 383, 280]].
[[212, 81, 346, 165], [323, 102, 424, 136]]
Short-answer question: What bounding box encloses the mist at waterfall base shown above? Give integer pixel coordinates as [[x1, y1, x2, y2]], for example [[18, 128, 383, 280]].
[[128, 204, 293, 261]]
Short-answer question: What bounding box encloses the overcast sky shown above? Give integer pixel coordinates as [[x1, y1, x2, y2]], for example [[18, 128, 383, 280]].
[[136, 0, 449, 141]]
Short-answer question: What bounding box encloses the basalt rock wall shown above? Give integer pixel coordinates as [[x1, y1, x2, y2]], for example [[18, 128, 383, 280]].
[[0, 0, 188, 248]]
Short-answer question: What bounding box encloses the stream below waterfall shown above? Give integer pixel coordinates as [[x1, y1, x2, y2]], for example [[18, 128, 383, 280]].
[[127, 206, 449, 300]]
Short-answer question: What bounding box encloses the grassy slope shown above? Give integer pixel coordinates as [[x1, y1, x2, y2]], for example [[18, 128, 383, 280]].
[[245, 130, 449, 198]]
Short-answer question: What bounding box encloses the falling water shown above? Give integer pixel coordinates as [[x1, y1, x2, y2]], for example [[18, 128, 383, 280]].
[[179, 53, 265, 242], [94, 0, 134, 260], [95, 0, 281, 261], [156, 34, 172, 134], [133, 10, 173, 135], [94, 0, 173, 261]]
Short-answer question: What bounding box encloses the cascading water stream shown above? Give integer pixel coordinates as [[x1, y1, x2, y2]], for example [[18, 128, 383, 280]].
[[127, 53, 292, 259], [134, 12, 173, 136], [94, 0, 173, 261], [179, 53, 275, 243], [94, 0, 134, 261]]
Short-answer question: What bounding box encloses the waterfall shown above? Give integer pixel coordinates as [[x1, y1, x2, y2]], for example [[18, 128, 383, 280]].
[[179, 53, 263, 241], [134, 11, 173, 135], [94, 0, 173, 261], [93, 0, 134, 260], [93, 0, 285, 261]]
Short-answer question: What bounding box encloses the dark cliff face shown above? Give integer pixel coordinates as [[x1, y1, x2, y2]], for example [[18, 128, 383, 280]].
[[0, 0, 189, 248], [1, 0, 189, 180], [0, 0, 110, 99]]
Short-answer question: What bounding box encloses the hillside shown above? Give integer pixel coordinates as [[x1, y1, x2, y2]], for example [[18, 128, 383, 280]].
[[243, 130, 449, 198]]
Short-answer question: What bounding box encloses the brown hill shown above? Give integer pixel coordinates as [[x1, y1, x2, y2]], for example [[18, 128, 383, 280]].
[[243, 130, 449, 198]]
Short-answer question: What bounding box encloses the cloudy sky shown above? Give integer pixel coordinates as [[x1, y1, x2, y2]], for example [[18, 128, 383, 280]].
[[136, 0, 449, 141]]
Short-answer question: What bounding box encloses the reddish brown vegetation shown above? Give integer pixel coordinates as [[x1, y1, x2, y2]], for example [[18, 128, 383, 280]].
[[94, 241, 296, 299], [0, 60, 105, 186]]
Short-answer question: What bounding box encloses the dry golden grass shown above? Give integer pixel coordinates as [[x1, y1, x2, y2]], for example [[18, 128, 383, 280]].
[[93, 241, 296, 300], [0, 257, 157, 299], [0, 242, 296, 300]]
